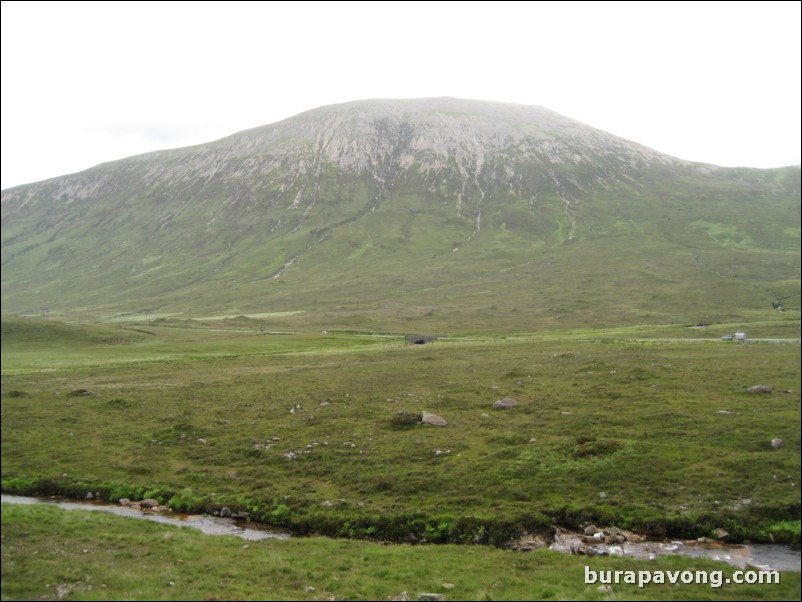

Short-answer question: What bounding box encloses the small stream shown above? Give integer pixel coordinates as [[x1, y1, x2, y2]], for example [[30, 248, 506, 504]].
[[1, 494, 289, 541], [2, 494, 799, 571], [549, 529, 800, 572]]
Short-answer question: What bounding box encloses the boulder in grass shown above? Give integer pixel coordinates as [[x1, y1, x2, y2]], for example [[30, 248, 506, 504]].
[[421, 412, 448, 426], [492, 397, 518, 409]]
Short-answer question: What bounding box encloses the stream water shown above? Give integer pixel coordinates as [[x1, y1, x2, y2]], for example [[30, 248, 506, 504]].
[[549, 529, 800, 572], [1, 494, 289, 541], [2, 494, 799, 571]]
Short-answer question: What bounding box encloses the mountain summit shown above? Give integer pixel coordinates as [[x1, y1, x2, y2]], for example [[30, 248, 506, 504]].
[[1, 98, 799, 331]]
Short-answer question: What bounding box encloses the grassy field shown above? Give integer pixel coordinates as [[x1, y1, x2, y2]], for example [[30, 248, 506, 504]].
[[2, 503, 801, 601], [2, 316, 800, 548]]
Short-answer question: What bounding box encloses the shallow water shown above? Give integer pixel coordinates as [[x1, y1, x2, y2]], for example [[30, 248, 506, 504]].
[[2, 494, 799, 571], [549, 531, 800, 572], [1, 494, 290, 541]]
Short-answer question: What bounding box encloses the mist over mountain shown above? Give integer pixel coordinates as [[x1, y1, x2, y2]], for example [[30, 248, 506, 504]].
[[2, 98, 799, 331]]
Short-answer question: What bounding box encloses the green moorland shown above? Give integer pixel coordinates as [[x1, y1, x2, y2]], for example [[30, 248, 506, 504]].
[[2, 503, 800, 601], [2, 315, 800, 537], [1, 315, 800, 600]]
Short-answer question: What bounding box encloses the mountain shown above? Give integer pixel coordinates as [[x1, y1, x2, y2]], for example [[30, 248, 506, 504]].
[[1, 98, 799, 332]]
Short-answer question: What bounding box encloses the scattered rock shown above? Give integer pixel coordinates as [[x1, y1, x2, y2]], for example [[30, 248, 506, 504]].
[[85, 492, 94, 500], [118, 498, 131, 506], [55, 584, 72, 599], [220, 506, 232, 518], [584, 525, 598, 536], [418, 594, 445, 601], [197, 438, 208, 444], [598, 492, 608, 499], [747, 385, 773, 394], [139, 499, 160, 509], [492, 398, 518, 410], [392, 593, 411, 602], [421, 412, 448, 427], [597, 585, 613, 593], [511, 532, 550, 551], [305, 586, 315, 592], [714, 410, 735, 415], [771, 438, 783, 450], [550, 529, 589, 555], [441, 583, 455, 589], [623, 531, 645, 543], [715, 528, 729, 540]]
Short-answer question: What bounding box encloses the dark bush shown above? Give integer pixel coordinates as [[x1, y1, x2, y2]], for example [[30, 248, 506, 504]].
[[388, 412, 422, 428]]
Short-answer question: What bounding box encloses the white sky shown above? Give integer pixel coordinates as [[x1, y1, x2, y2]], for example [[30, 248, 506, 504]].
[[2, 0, 800, 190]]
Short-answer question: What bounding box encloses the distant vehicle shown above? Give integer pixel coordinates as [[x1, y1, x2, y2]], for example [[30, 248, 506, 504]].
[[721, 335, 734, 340]]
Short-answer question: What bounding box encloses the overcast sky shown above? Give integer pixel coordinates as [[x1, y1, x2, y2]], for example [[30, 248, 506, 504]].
[[1, 1, 800, 190]]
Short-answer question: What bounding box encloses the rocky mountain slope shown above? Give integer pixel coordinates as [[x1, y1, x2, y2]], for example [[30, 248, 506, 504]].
[[2, 98, 799, 331]]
